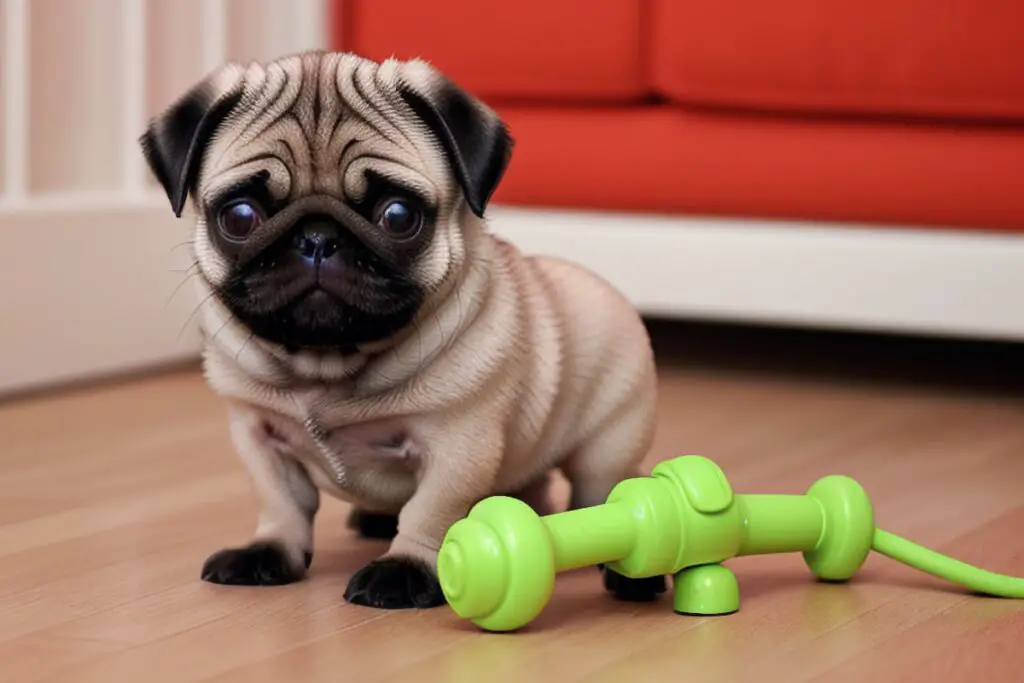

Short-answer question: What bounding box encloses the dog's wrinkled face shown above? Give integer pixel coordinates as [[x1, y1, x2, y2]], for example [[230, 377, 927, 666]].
[[141, 51, 512, 353]]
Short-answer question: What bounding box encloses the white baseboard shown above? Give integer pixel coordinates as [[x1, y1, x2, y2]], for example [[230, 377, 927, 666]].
[[486, 205, 1024, 343]]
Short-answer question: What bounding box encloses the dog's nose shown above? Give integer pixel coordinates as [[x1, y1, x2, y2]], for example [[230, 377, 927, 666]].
[[292, 223, 341, 262]]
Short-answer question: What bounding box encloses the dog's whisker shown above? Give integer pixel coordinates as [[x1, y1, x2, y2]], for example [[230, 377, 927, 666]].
[[164, 271, 200, 310], [176, 290, 217, 342], [430, 296, 448, 355], [413, 314, 425, 368], [210, 316, 234, 345], [395, 314, 419, 372], [235, 330, 256, 364], [169, 239, 195, 254], [379, 317, 407, 372], [169, 261, 200, 275], [451, 256, 465, 354]]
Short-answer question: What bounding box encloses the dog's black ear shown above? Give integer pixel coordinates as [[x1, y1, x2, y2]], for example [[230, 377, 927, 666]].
[[140, 65, 245, 217], [396, 63, 513, 218]]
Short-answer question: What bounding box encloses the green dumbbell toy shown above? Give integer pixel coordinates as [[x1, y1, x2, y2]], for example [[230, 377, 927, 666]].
[[437, 454, 1024, 632]]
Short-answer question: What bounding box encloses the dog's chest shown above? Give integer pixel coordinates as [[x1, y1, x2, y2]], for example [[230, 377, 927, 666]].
[[205, 342, 424, 505], [255, 405, 422, 503], [261, 413, 416, 461]]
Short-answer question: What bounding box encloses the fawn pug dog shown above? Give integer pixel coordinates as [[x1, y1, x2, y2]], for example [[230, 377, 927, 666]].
[[140, 50, 661, 609]]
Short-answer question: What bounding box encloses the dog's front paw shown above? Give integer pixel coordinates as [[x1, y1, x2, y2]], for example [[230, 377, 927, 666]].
[[601, 566, 667, 602], [344, 556, 445, 609], [201, 541, 309, 586]]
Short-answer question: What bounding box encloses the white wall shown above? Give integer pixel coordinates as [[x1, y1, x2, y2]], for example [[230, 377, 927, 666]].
[[0, 0, 327, 395]]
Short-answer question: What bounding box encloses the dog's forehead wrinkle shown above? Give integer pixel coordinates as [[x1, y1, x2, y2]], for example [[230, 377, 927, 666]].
[[190, 50, 461, 292], [339, 59, 411, 150], [343, 154, 438, 205], [202, 50, 456, 209], [372, 168, 437, 198], [293, 54, 326, 140], [232, 67, 290, 147], [211, 54, 434, 205], [202, 154, 293, 207]]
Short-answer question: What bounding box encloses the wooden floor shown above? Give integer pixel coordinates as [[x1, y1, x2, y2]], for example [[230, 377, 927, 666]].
[[2, 321, 1023, 682]]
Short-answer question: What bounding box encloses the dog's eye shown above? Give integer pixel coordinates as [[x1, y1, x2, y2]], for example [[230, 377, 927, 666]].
[[218, 200, 263, 241], [374, 198, 422, 239]]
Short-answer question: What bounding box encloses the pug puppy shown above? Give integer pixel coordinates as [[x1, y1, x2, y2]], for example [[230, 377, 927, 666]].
[[140, 50, 661, 609]]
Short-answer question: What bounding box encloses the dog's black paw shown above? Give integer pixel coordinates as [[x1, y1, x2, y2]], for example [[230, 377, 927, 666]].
[[601, 565, 667, 602], [201, 541, 308, 586], [347, 509, 399, 540], [344, 556, 445, 609]]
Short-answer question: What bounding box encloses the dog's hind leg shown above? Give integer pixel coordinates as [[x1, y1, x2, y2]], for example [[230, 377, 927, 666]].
[[507, 470, 558, 516], [347, 508, 399, 540], [559, 389, 665, 602]]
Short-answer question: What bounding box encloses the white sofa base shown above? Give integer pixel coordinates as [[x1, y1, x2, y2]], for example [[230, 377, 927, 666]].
[[487, 205, 1024, 343]]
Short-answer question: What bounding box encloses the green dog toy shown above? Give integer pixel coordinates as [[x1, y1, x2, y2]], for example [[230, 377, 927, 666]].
[[437, 454, 1024, 632]]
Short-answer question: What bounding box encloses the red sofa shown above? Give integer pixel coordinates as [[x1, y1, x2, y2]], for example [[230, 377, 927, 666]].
[[329, 0, 1024, 340]]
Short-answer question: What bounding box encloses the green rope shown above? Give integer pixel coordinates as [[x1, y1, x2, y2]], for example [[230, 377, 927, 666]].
[[872, 528, 1024, 598]]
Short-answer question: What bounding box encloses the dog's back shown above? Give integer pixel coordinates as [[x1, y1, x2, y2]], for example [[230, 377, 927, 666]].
[[486, 236, 659, 505]]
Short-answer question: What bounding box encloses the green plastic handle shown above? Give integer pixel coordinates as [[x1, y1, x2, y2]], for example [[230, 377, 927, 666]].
[[437, 454, 1024, 632]]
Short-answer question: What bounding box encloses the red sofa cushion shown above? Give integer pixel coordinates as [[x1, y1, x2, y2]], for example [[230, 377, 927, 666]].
[[334, 0, 647, 102], [491, 105, 1024, 232], [649, 0, 1024, 123]]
